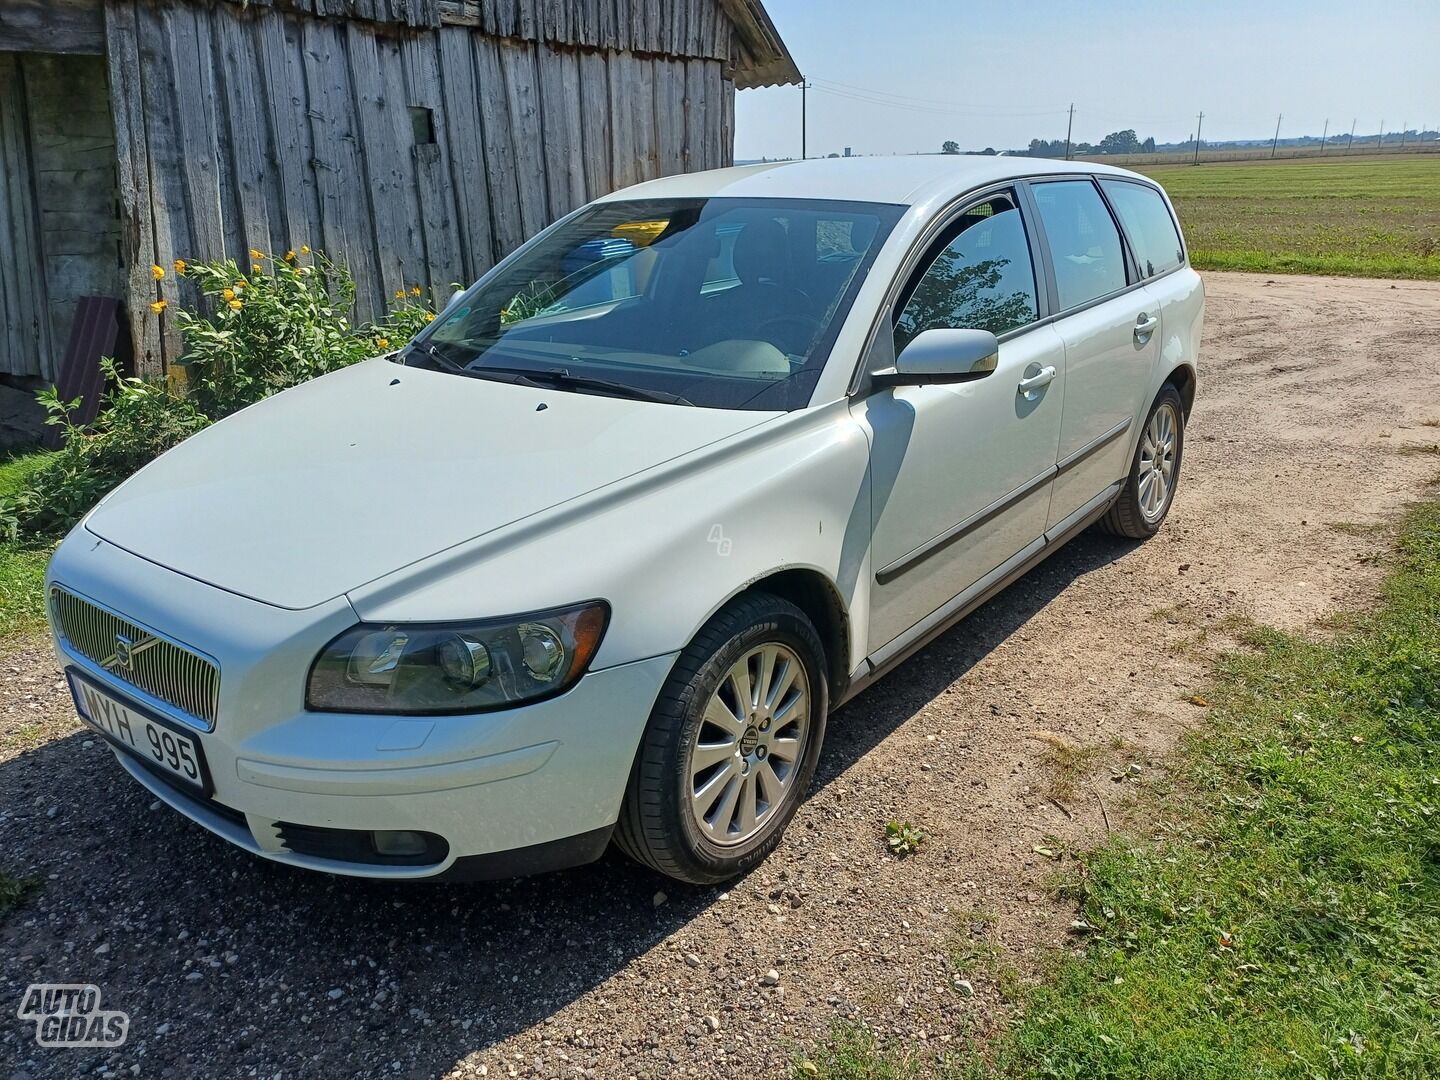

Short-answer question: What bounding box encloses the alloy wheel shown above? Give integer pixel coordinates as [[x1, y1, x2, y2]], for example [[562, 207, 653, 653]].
[[686, 643, 812, 846], [1137, 401, 1179, 523]]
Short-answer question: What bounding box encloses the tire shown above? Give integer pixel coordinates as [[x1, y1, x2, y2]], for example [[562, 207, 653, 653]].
[[615, 592, 829, 884], [1100, 383, 1185, 540]]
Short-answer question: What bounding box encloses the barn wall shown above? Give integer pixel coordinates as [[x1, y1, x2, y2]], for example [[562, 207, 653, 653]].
[[104, 0, 739, 376], [0, 53, 50, 379]]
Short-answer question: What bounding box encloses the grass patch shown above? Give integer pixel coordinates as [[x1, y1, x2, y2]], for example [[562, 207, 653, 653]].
[[0, 871, 39, 916], [0, 448, 54, 646], [801, 501, 1440, 1079], [1133, 157, 1440, 280]]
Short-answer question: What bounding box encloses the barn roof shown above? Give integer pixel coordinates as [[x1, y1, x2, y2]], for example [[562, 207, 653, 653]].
[[222, 0, 802, 87]]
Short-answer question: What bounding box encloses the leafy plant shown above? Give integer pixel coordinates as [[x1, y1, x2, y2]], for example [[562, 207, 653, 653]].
[[9, 248, 437, 540], [884, 820, 927, 858], [177, 251, 434, 420], [13, 361, 209, 536]]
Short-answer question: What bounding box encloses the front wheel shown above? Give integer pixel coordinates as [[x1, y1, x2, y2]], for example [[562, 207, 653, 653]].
[[1100, 384, 1185, 539], [615, 593, 828, 884]]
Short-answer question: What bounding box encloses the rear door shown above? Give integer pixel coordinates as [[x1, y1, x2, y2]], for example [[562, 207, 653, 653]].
[[1024, 177, 1160, 531]]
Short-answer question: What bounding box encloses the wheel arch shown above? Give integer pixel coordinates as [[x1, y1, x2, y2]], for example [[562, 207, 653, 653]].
[[1165, 362, 1197, 419], [728, 568, 852, 705]]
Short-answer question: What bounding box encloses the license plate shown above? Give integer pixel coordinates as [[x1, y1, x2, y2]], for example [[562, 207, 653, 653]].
[[67, 671, 211, 795]]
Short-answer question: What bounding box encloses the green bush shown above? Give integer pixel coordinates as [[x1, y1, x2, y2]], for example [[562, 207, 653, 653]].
[[10, 248, 438, 539], [177, 249, 436, 419], [12, 361, 210, 536]]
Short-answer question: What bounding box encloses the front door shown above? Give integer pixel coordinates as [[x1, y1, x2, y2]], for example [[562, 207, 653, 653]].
[[858, 191, 1065, 653]]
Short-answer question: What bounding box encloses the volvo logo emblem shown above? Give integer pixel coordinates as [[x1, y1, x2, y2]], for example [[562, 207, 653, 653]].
[[113, 634, 136, 672]]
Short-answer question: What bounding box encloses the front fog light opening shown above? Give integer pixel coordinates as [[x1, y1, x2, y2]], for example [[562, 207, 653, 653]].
[[372, 830, 431, 858]]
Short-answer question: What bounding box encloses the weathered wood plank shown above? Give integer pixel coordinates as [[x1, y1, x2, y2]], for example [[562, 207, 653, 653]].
[[0, 54, 49, 378], [257, 13, 321, 256], [103, 1, 163, 376], [654, 57, 685, 178], [720, 73, 735, 167], [435, 26, 495, 281], [499, 40, 549, 239], [607, 50, 638, 190], [212, 13, 273, 259], [576, 47, 611, 201], [402, 32, 465, 301], [0, 0, 104, 56], [345, 22, 410, 305], [377, 33, 427, 294], [301, 17, 383, 315], [473, 35, 524, 255], [684, 56, 710, 171], [537, 43, 585, 220], [158, 5, 227, 265]]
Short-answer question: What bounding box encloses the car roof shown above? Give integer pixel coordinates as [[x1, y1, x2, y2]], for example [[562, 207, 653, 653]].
[[595, 155, 1150, 208]]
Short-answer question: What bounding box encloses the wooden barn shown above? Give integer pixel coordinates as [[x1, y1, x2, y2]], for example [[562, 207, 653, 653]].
[[0, 0, 799, 384]]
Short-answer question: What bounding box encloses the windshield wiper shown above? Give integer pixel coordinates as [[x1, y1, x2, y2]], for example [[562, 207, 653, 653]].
[[408, 341, 470, 373], [475, 366, 694, 406]]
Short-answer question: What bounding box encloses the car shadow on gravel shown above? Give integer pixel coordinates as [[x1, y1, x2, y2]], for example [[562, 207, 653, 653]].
[[0, 530, 1136, 1080]]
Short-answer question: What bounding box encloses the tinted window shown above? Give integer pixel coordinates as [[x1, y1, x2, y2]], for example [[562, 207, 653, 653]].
[[894, 196, 1039, 352], [419, 197, 903, 411], [1101, 180, 1184, 278], [1032, 180, 1127, 310]]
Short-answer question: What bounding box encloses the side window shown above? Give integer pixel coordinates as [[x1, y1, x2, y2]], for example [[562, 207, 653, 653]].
[[893, 195, 1039, 352], [1100, 180, 1184, 278], [1031, 180, 1127, 310]]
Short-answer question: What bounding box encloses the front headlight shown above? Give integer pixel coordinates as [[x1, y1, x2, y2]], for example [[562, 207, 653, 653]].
[[305, 602, 609, 714]]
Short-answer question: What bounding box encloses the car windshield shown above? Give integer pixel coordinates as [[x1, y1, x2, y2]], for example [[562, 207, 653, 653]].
[[410, 197, 904, 411]]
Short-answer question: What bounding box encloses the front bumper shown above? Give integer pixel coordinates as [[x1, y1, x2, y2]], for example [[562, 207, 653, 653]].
[[48, 534, 675, 880]]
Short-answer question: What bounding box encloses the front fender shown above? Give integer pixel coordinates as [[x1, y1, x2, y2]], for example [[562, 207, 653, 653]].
[[346, 399, 875, 676]]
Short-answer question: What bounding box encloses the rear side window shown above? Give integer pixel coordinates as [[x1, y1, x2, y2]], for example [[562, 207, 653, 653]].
[[1101, 180, 1184, 278], [1031, 180, 1127, 311], [894, 194, 1039, 352]]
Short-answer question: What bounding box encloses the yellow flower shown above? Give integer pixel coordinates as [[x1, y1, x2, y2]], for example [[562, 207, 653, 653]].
[[232, 281, 245, 291], [376, 338, 391, 349], [173, 259, 188, 274], [300, 244, 311, 256], [395, 290, 407, 300], [228, 299, 244, 311], [252, 263, 262, 274], [424, 312, 436, 323], [222, 288, 236, 301], [250, 248, 265, 260], [151, 264, 166, 281], [283, 250, 297, 263], [150, 299, 168, 314], [410, 286, 422, 297]]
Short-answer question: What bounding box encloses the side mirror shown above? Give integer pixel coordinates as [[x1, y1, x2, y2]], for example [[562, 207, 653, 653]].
[[873, 328, 1000, 387]]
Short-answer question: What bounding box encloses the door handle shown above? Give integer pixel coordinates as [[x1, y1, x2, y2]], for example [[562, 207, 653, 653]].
[[1134, 313, 1159, 340], [1017, 365, 1056, 400]]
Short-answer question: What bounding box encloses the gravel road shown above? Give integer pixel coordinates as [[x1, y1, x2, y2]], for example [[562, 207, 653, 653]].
[[3, 273, 1439, 1079]]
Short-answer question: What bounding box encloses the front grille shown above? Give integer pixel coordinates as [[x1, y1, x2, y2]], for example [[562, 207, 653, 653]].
[[50, 586, 220, 728]]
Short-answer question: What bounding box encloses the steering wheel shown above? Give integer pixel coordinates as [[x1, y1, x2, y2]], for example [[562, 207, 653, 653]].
[[755, 312, 823, 356]]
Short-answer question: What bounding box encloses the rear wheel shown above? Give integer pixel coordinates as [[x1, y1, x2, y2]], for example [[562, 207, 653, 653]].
[[615, 593, 828, 884], [1101, 384, 1185, 539]]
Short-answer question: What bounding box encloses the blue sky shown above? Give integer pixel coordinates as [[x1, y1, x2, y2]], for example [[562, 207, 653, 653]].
[[735, 0, 1440, 158]]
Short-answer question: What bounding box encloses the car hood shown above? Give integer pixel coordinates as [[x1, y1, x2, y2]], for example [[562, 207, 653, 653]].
[[83, 359, 779, 609]]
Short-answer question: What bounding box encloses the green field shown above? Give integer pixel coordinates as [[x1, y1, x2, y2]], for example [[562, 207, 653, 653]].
[[1134, 156, 1440, 279]]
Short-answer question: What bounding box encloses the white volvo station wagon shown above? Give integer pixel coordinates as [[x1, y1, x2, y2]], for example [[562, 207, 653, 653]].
[[46, 157, 1202, 884]]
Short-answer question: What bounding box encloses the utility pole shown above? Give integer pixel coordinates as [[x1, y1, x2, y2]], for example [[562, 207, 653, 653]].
[[1064, 103, 1074, 160], [1377, 119, 1384, 151], [800, 81, 809, 160], [1193, 111, 1204, 165], [1346, 118, 1356, 152], [1270, 113, 1282, 158], [1319, 118, 1329, 154], [1400, 122, 1406, 149]]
